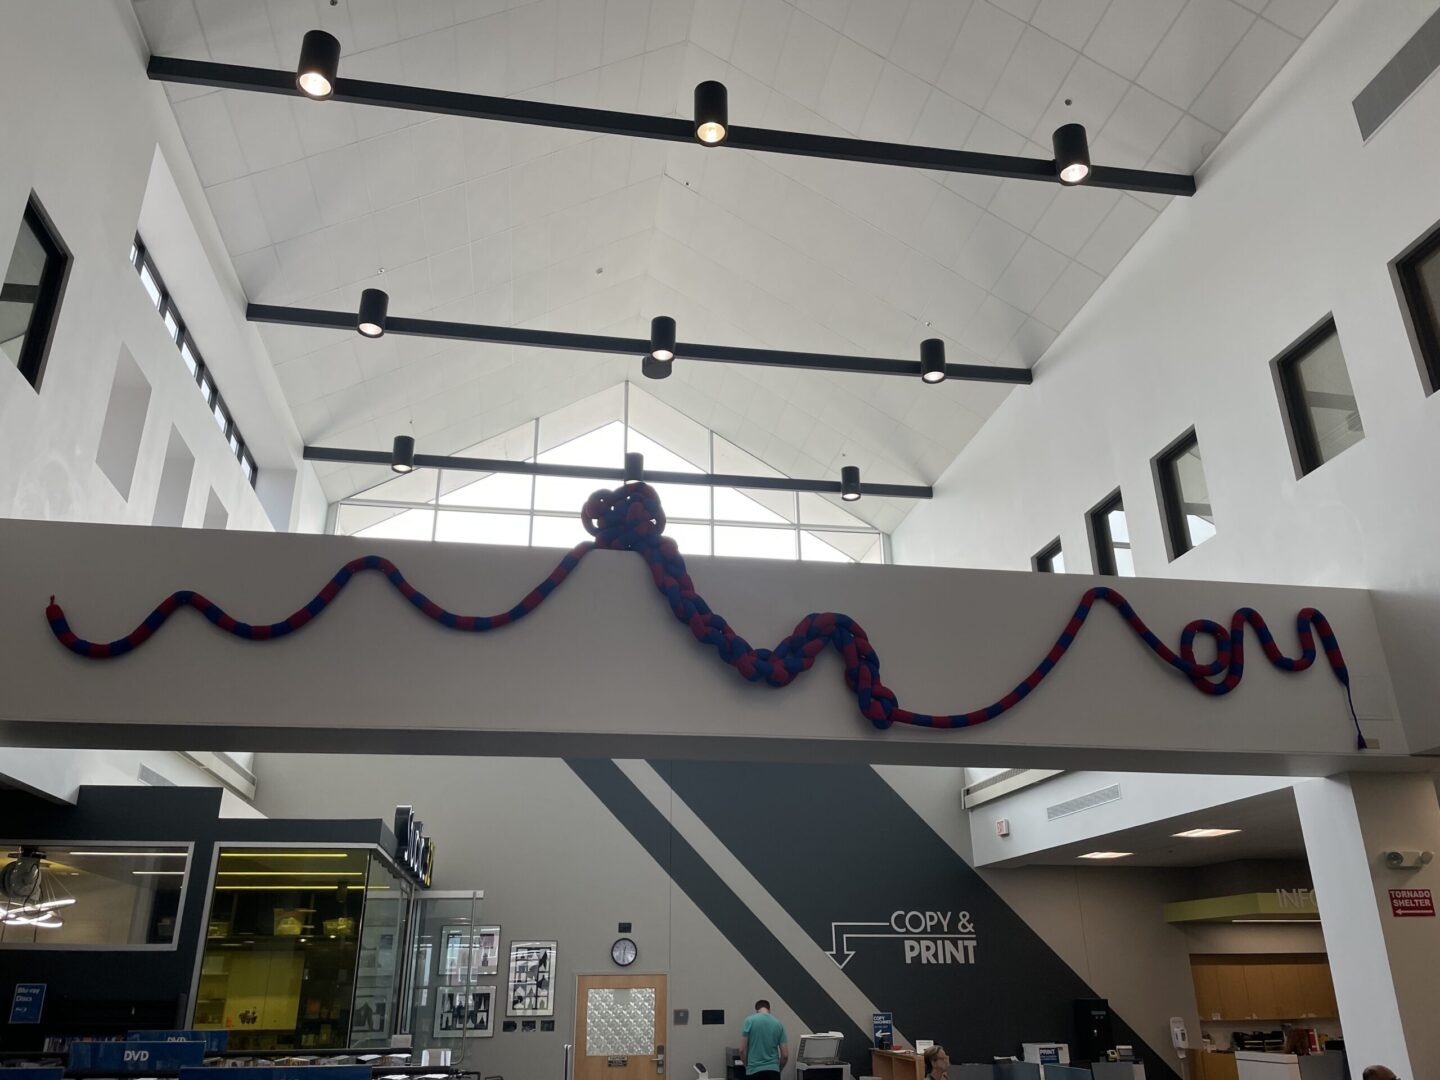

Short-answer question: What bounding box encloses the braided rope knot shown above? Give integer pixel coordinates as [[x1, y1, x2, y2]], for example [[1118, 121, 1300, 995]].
[[43, 483, 1362, 748], [583, 481, 666, 551]]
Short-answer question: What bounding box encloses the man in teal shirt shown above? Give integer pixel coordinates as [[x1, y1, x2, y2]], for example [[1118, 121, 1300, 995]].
[[740, 999, 788, 1080]]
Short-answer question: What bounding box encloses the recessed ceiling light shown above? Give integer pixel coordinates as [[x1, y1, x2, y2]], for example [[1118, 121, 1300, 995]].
[[1078, 851, 1133, 860], [1173, 828, 1242, 838]]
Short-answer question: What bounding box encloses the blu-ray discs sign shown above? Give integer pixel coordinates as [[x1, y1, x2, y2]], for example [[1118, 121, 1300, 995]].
[[393, 805, 435, 888]]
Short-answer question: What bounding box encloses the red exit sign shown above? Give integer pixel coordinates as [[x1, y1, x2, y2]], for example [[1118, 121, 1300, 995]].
[[1389, 888, 1435, 917]]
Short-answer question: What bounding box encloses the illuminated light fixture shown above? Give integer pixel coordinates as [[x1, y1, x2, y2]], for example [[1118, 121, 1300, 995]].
[[215, 884, 390, 890], [641, 355, 671, 380], [1173, 828, 1242, 839], [694, 81, 728, 146], [131, 870, 187, 876], [217, 871, 365, 877], [624, 452, 644, 483], [919, 338, 946, 384], [1053, 123, 1091, 185], [296, 30, 341, 100], [358, 287, 389, 338], [68, 850, 186, 857], [649, 315, 676, 361], [840, 466, 861, 502], [1232, 918, 1322, 924], [220, 852, 352, 858], [391, 435, 416, 474], [1077, 851, 1133, 860]]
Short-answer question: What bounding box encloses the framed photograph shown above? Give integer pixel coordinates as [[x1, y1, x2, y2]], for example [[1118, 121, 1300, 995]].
[[439, 924, 501, 980], [506, 940, 557, 1017], [433, 984, 496, 1038], [352, 993, 390, 1036]]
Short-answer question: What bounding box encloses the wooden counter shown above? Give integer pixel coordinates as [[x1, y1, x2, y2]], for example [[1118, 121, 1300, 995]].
[[869, 1050, 925, 1080]]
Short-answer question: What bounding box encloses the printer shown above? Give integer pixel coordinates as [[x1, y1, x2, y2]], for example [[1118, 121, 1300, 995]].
[[796, 1033, 850, 1080]]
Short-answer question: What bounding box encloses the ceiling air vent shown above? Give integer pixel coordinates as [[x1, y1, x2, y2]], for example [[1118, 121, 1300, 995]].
[[1046, 783, 1121, 821]]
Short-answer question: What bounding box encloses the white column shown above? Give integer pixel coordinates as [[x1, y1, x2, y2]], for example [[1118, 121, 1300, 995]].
[[1294, 773, 1440, 1079]]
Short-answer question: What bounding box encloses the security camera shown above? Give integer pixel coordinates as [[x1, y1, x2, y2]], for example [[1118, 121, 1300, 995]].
[[1382, 850, 1434, 869]]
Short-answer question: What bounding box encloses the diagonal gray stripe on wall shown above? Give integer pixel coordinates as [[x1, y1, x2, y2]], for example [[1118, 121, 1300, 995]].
[[661, 761, 1179, 1079], [565, 758, 872, 1063]]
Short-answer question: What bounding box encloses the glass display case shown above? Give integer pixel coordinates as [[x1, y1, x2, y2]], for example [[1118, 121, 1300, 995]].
[[401, 891, 488, 1062], [193, 846, 412, 1050]]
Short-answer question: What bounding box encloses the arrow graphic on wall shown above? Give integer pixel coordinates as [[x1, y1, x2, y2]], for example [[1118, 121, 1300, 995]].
[[825, 920, 979, 969]]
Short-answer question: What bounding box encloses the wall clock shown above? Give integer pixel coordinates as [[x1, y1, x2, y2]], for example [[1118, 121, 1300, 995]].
[[611, 937, 637, 967]]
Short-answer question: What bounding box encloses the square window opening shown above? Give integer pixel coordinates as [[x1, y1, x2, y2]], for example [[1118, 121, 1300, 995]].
[[1273, 318, 1364, 476], [2, 195, 72, 390]]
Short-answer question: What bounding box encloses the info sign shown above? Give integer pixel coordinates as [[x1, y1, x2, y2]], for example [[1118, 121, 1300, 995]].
[[1389, 888, 1435, 917]]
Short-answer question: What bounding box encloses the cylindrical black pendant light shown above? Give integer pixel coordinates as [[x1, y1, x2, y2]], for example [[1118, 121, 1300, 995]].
[[694, 81, 729, 146], [624, 452, 645, 483], [920, 338, 946, 384], [390, 435, 416, 474], [840, 465, 862, 502], [296, 30, 341, 100], [358, 288, 389, 338], [1053, 123, 1091, 185], [649, 315, 676, 361], [641, 354, 671, 380]]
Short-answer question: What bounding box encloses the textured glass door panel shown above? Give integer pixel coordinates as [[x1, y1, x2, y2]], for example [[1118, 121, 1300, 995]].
[[585, 986, 656, 1056]]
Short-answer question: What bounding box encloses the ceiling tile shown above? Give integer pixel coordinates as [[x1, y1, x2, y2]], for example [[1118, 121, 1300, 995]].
[[194, 0, 281, 67], [842, 0, 910, 57], [990, 236, 1069, 313], [890, 0, 973, 84], [555, 0, 604, 77], [1030, 56, 1130, 142], [1093, 84, 1183, 168], [773, 11, 841, 111], [958, 293, 1028, 358], [937, 1, 1025, 111], [1030, 183, 1119, 256], [1148, 113, 1223, 173], [989, 0, 1040, 20], [1030, 0, 1109, 50], [952, 211, 1027, 289], [134, 0, 208, 55], [172, 92, 248, 188], [251, 161, 324, 245], [604, 0, 653, 64], [206, 177, 272, 255], [913, 187, 985, 267], [816, 36, 886, 132], [226, 92, 306, 174], [1188, 17, 1299, 131], [984, 26, 1079, 136], [857, 62, 932, 140], [1032, 259, 1104, 330], [690, 0, 743, 59], [1084, 0, 1185, 81], [307, 144, 372, 228], [731, 0, 793, 84], [291, 97, 361, 158], [1261, 0, 1337, 38], [1075, 194, 1159, 275], [1137, 0, 1255, 110]]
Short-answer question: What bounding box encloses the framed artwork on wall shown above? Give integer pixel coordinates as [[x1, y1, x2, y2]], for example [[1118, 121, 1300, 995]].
[[506, 940, 557, 1017], [439, 924, 501, 980], [433, 984, 496, 1038]]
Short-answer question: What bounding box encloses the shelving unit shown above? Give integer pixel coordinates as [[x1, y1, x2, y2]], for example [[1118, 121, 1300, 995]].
[[1189, 954, 1337, 1023]]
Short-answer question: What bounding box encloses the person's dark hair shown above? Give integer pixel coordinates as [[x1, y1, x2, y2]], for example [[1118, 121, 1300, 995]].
[[1361, 1068, 1396, 1080], [755, 999, 770, 1012], [923, 1046, 946, 1074]]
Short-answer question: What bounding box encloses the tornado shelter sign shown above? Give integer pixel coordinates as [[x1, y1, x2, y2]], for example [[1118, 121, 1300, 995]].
[[1389, 888, 1434, 917], [827, 911, 977, 969]]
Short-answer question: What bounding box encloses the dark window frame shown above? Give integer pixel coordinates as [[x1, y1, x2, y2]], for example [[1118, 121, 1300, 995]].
[[1393, 222, 1440, 394], [4, 194, 72, 390], [1086, 489, 1124, 576], [1272, 317, 1358, 478], [1032, 538, 1063, 573], [131, 234, 256, 488], [1152, 428, 1208, 561]]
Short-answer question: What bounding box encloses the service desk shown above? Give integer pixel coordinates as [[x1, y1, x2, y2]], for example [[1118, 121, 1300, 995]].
[[869, 1049, 925, 1080]]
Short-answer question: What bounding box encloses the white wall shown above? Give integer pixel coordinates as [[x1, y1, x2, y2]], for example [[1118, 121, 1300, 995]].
[[0, 0, 321, 532], [890, 0, 1440, 757]]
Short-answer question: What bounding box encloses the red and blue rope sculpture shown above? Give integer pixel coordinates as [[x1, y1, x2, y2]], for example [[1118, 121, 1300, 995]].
[[45, 481, 1364, 748]]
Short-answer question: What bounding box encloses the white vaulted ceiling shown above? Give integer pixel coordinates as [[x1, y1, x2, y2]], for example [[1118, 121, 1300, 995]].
[[132, 0, 1336, 532]]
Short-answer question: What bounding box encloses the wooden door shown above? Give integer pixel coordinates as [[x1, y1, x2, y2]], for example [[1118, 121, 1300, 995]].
[[575, 974, 668, 1080], [1215, 963, 1250, 1020], [1271, 963, 1304, 1019], [1242, 963, 1278, 1019], [1191, 963, 1222, 1021]]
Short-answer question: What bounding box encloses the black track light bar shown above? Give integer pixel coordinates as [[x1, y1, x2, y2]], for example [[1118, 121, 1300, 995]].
[[247, 303, 1032, 385], [147, 55, 1195, 196], [304, 445, 933, 500]]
